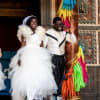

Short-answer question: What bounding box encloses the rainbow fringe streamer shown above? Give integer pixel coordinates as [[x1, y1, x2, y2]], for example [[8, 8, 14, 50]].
[[57, 0, 76, 27], [61, 43, 88, 100]]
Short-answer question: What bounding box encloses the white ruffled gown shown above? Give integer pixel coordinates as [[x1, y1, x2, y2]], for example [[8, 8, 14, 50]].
[[9, 33, 57, 100]]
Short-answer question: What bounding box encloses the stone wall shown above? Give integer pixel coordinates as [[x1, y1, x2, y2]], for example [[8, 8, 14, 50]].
[[78, 0, 100, 100]]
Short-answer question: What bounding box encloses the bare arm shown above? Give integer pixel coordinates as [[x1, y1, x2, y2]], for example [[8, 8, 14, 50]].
[[66, 32, 77, 43], [21, 35, 26, 47]]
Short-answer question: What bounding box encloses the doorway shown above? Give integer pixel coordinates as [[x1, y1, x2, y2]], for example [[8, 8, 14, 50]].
[[0, 0, 40, 97], [0, 0, 40, 51]]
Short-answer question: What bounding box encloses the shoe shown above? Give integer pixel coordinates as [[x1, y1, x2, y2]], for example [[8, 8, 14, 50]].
[[57, 96, 62, 100]]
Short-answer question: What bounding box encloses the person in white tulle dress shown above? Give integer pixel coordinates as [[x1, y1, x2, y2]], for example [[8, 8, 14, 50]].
[[9, 16, 57, 100], [0, 48, 6, 91]]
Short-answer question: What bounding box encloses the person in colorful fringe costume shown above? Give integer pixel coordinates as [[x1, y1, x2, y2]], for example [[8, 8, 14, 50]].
[[61, 37, 88, 100], [57, 0, 77, 28]]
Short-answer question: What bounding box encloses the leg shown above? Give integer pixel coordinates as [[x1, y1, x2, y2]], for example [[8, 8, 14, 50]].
[[39, 96, 43, 100], [35, 96, 43, 100], [12, 93, 25, 100]]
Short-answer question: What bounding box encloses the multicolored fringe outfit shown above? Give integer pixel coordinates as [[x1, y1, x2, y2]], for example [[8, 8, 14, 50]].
[[62, 43, 88, 100]]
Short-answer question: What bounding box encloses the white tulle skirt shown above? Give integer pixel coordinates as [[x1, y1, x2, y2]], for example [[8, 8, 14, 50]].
[[0, 63, 6, 91], [9, 45, 57, 100]]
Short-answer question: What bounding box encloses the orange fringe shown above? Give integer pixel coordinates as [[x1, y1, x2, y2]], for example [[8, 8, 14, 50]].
[[62, 65, 76, 100]]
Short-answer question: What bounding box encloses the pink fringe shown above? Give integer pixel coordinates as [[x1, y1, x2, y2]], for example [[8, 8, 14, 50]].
[[79, 57, 88, 83]]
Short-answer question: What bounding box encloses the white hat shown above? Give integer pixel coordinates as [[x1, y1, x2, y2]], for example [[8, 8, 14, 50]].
[[22, 15, 36, 25]]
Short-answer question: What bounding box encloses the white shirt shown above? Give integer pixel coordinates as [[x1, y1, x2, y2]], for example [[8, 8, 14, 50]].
[[43, 28, 76, 55]]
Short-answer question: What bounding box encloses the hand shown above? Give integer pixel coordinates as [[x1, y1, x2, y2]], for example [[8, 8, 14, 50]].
[[0, 48, 2, 58], [18, 60, 21, 66], [21, 41, 26, 47], [40, 41, 44, 47]]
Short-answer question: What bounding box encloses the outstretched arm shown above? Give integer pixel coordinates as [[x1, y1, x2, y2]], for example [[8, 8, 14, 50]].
[[66, 32, 77, 43]]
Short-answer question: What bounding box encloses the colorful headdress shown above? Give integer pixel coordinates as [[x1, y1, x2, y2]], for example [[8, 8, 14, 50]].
[[57, 0, 76, 28]]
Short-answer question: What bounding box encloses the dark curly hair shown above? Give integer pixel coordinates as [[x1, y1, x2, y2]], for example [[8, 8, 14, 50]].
[[53, 17, 62, 24], [26, 16, 38, 26]]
